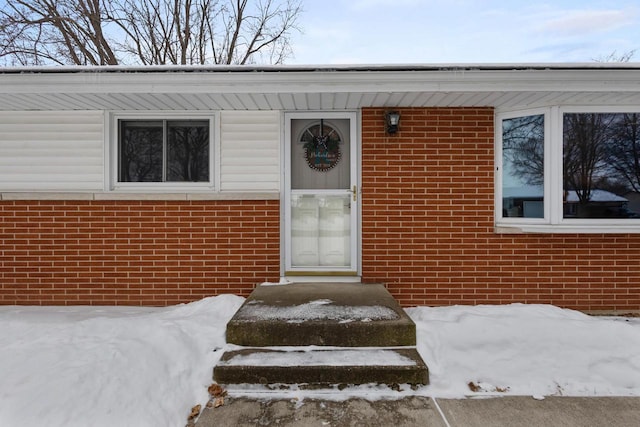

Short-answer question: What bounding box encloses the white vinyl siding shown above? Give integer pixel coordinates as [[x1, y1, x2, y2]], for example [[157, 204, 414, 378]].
[[0, 110, 281, 195], [220, 111, 280, 191], [0, 111, 103, 191]]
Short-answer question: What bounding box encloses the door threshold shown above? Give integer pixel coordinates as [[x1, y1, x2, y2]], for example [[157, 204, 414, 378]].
[[282, 275, 362, 283]]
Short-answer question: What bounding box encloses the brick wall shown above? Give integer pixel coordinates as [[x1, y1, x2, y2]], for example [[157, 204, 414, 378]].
[[361, 107, 640, 312], [0, 200, 280, 305]]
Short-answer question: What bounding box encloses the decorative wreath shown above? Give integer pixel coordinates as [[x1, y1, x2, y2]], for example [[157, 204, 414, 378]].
[[300, 120, 342, 172]]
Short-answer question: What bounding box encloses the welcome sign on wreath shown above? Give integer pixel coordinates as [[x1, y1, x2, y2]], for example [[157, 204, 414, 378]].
[[300, 120, 342, 172]]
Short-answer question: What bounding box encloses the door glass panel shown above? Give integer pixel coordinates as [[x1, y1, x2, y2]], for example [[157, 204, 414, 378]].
[[291, 194, 351, 268], [288, 117, 354, 271], [291, 119, 350, 190]]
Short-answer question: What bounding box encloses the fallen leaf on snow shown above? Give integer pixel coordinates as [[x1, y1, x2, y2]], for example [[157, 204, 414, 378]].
[[468, 381, 510, 393], [467, 381, 481, 392], [188, 404, 201, 421]]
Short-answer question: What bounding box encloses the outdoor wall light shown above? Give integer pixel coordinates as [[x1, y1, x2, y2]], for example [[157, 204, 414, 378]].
[[385, 111, 400, 134]]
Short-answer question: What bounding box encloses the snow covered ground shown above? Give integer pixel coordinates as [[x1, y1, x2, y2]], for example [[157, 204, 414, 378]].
[[0, 295, 639, 427]]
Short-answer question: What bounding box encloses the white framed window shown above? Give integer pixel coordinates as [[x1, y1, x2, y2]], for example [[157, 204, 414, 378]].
[[497, 108, 550, 224], [109, 113, 215, 191], [496, 106, 640, 233]]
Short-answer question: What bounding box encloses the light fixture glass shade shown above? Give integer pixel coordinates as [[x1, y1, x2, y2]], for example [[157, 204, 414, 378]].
[[385, 111, 400, 133]]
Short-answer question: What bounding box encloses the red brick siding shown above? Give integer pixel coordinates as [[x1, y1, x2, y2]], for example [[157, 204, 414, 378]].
[[361, 107, 640, 312], [0, 200, 280, 305]]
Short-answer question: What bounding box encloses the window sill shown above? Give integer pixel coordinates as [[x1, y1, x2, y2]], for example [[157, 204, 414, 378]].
[[1, 191, 280, 201], [495, 224, 640, 234]]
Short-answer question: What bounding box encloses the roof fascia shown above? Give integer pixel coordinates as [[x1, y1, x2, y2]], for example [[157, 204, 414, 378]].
[[1, 67, 640, 95]]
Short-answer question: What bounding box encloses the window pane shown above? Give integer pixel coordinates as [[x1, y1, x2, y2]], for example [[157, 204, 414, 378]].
[[563, 113, 640, 219], [166, 120, 210, 182], [502, 115, 545, 218], [291, 194, 351, 268], [119, 120, 163, 182]]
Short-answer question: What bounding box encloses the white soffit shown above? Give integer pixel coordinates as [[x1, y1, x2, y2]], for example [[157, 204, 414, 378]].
[[1, 64, 640, 111]]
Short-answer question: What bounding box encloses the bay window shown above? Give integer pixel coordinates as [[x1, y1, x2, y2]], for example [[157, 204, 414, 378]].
[[497, 108, 640, 232]]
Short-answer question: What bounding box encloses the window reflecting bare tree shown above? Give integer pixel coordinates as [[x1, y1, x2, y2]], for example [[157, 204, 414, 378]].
[[563, 113, 613, 205], [563, 113, 640, 218], [167, 121, 209, 181], [502, 110, 640, 220], [607, 113, 640, 192], [119, 121, 163, 182], [119, 119, 209, 183], [501, 114, 545, 218], [502, 114, 545, 186]]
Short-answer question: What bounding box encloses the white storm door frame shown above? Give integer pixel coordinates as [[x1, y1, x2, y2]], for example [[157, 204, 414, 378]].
[[283, 111, 359, 275]]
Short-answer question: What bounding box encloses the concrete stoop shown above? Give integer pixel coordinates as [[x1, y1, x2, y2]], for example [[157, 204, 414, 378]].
[[213, 283, 429, 387], [214, 348, 429, 386]]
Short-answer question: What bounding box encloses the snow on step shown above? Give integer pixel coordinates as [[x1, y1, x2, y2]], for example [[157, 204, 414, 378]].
[[219, 349, 417, 367], [213, 348, 430, 386], [234, 299, 400, 323], [225, 284, 417, 347]]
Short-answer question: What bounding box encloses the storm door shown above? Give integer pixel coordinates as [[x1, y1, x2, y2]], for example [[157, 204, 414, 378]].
[[284, 112, 358, 275]]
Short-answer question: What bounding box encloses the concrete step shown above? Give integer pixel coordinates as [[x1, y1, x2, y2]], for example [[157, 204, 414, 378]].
[[214, 347, 429, 386], [225, 283, 417, 347]]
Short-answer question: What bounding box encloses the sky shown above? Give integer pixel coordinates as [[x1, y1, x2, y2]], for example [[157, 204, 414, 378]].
[[1, 0, 637, 66], [288, 0, 640, 64]]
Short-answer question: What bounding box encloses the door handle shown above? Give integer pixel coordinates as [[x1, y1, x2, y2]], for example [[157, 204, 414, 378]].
[[352, 185, 357, 202]]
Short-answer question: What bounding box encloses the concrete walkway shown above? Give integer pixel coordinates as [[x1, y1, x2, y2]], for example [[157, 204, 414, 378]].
[[196, 395, 640, 427]]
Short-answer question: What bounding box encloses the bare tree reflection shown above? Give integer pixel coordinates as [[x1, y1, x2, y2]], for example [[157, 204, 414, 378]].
[[119, 120, 209, 182], [502, 114, 545, 186], [167, 121, 209, 181], [119, 121, 163, 182]]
